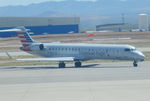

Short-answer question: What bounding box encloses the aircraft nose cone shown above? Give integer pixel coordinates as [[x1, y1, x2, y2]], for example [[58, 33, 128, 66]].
[[134, 51, 145, 61], [138, 52, 145, 61]]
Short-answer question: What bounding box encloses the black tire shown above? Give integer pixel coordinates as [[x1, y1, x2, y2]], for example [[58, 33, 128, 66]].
[[133, 61, 138, 67], [59, 63, 65, 68], [133, 63, 138, 67], [75, 61, 81, 67], [39, 44, 44, 50]]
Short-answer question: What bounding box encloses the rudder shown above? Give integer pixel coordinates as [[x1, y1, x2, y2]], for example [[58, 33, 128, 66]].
[[16, 26, 35, 52]]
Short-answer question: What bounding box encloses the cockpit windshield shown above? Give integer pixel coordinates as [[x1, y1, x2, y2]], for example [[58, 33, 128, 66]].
[[124, 48, 136, 52]]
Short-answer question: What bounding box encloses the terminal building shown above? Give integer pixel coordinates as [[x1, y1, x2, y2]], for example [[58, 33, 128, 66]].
[[0, 17, 80, 37]]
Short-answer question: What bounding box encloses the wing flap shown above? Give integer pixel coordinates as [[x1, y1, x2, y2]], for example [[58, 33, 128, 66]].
[[17, 57, 74, 62]]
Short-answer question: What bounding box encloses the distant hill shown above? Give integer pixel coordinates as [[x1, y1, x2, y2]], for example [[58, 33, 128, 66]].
[[0, 0, 150, 29]]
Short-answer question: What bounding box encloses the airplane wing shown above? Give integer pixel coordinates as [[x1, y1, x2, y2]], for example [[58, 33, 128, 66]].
[[17, 57, 75, 62]]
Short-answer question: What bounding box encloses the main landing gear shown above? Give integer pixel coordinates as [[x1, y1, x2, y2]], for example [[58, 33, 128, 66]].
[[59, 62, 65, 68], [75, 61, 82, 67], [133, 61, 138, 67], [58, 61, 82, 68]]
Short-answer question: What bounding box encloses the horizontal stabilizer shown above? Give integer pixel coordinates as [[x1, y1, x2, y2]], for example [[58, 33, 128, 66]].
[[0, 29, 22, 32]]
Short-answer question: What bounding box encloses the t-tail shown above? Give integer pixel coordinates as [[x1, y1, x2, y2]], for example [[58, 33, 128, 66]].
[[16, 26, 35, 52], [0, 26, 41, 53]]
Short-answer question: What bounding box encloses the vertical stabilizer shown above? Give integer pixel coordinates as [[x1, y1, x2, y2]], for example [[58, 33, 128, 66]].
[[16, 26, 35, 52]]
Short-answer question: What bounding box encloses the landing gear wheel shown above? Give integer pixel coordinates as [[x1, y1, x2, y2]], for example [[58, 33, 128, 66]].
[[75, 61, 81, 67], [59, 62, 66, 68], [133, 61, 138, 67]]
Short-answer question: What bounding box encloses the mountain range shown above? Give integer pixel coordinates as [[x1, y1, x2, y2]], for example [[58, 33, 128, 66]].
[[0, 0, 150, 29]]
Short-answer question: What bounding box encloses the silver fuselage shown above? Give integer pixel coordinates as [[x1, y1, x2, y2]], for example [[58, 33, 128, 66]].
[[27, 43, 145, 62]]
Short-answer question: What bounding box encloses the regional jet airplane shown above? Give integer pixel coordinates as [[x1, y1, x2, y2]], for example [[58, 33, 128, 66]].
[[0, 27, 145, 68]]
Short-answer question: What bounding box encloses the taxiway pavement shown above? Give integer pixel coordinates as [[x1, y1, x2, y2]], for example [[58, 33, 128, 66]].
[[0, 61, 150, 101]]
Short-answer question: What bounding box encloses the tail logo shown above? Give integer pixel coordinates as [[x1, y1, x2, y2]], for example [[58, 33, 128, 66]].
[[16, 27, 34, 52]]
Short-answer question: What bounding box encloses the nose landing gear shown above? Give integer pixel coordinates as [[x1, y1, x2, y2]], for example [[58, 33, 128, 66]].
[[133, 61, 138, 67]]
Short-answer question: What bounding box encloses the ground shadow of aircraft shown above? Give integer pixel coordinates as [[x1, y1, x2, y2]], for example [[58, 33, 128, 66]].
[[0, 63, 131, 70]]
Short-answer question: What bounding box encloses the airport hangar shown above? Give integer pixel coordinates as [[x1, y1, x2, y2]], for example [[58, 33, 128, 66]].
[[0, 17, 80, 37], [96, 23, 138, 32]]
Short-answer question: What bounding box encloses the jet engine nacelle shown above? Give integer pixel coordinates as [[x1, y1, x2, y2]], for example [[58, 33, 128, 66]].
[[30, 43, 44, 51]]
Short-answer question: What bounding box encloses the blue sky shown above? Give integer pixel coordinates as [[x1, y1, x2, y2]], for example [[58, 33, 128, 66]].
[[0, 0, 99, 6], [0, 0, 59, 6]]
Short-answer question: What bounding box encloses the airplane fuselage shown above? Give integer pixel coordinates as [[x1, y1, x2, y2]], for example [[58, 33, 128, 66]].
[[29, 43, 145, 62]]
